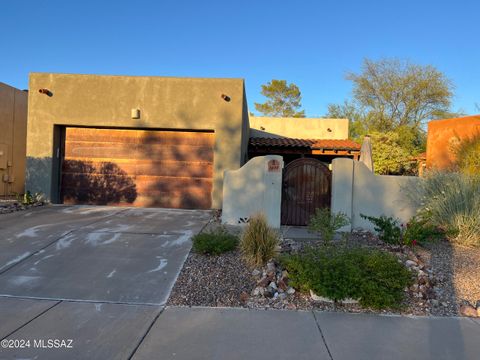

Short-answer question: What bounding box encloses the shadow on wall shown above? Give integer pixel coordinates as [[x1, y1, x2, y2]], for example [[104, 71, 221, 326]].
[[133, 108, 242, 209], [62, 160, 137, 205], [26, 157, 53, 198]]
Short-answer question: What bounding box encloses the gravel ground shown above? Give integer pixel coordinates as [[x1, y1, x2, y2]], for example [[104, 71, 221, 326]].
[[426, 241, 480, 316], [168, 224, 480, 317], [168, 250, 256, 307], [0, 200, 46, 214]]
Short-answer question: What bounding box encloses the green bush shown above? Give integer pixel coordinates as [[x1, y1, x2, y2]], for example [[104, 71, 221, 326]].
[[308, 208, 350, 245], [282, 246, 413, 309], [453, 134, 480, 176], [403, 216, 444, 246], [361, 214, 402, 245], [240, 213, 279, 266], [407, 171, 480, 247], [192, 227, 238, 255]]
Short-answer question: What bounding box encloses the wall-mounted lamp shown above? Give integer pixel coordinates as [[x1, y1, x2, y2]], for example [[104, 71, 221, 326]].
[[131, 109, 141, 119], [327, 128, 332, 132], [39, 88, 53, 97], [221, 94, 231, 102]]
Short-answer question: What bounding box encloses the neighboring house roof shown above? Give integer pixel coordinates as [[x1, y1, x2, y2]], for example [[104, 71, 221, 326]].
[[249, 137, 361, 151]]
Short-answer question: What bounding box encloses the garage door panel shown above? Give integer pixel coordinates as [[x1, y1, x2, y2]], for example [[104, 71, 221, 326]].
[[61, 128, 214, 209], [133, 161, 213, 178], [65, 144, 213, 162], [63, 160, 213, 178], [66, 128, 214, 146], [133, 177, 212, 193], [134, 192, 212, 209]]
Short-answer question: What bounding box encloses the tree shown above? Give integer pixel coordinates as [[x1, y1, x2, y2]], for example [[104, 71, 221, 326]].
[[368, 132, 416, 175], [346, 58, 454, 132], [325, 100, 367, 139], [254, 80, 305, 117], [325, 58, 456, 175]]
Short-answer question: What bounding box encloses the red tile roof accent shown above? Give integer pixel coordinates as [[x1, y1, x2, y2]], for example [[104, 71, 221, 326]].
[[249, 137, 361, 150]]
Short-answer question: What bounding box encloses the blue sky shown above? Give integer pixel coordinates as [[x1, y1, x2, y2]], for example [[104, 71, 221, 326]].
[[2, 0, 479, 116]]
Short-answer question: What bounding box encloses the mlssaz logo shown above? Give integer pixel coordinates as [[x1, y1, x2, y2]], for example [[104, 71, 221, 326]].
[[34, 339, 74, 349]]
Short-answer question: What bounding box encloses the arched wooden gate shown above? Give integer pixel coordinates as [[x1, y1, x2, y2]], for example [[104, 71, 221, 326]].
[[281, 158, 331, 226]]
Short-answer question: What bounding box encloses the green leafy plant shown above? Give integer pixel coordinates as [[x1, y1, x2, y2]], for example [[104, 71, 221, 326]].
[[192, 227, 238, 255], [403, 216, 444, 247], [308, 208, 350, 245], [361, 214, 402, 245], [282, 246, 413, 309], [20, 191, 44, 205], [406, 171, 480, 247], [452, 134, 480, 176], [240, 213, 279, 266]]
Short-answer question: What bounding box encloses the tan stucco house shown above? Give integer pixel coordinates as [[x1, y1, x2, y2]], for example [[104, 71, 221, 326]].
[[21, 72, 358, 210]]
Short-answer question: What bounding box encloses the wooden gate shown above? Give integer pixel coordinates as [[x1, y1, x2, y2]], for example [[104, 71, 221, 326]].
[[281, 158, 331, 226]]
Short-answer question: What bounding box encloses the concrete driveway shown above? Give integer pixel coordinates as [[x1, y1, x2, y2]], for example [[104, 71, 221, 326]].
[[0, 205, 210, 359]]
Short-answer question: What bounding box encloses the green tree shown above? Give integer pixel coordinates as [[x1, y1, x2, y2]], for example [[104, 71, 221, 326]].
[[369, 131, 416, 175], [254, 80, 305, 117], [325, 100, 367, 139], [347, 58, 453, 132], [325, 58, 456, 174]]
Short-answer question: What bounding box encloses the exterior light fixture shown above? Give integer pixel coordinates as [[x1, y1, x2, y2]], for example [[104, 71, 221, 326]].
[[38, 88, 53, 97], [221, 94, 231, 102], [131, 109, 140, 119]]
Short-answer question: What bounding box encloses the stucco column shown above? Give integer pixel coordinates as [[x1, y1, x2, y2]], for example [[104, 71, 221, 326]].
[[331, 158, 354, 232]]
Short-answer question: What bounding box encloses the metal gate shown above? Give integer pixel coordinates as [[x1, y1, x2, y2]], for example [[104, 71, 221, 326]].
[[281, 158, 331, 226]]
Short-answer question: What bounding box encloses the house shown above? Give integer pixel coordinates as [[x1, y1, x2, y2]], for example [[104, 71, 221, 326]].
[[426, 115, 480, 170], [26, 73, 249, 209], [249, 116, 360, 165], [24, 73, 359, 211], [0, 82, 28, 197]]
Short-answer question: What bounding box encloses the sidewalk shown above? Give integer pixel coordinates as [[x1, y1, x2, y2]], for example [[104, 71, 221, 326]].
[[133, 307, 480, 360]]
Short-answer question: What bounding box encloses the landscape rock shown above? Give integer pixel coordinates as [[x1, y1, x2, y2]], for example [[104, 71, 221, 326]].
[[251, 269, 261, 277], [405, 260, 417, 268], [240, 291, 249, 303], [310, 290, 334, 303], [460, 304, 478, 318]]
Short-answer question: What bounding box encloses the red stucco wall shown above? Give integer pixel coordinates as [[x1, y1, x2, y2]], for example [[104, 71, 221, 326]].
[[426, 115, 480, 170]]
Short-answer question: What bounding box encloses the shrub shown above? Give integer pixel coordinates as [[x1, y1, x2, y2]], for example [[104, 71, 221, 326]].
[[407, 171, 480, 247], [282, 246, 413, 309], [361, 214, 402, 245], [308, 208, 350, 245], [452, 134, 480, 176], [192, 227, 238, 255], [240, 213, 279, 266], [402, 216, 444, 246]]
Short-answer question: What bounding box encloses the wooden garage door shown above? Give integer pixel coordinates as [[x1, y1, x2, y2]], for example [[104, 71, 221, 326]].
[[61, 127, 214, 209]]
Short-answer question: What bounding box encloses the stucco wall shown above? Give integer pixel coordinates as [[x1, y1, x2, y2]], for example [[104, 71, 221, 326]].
[[0, 82, 27, 196], [27, 73, 247, 208], [249, 116, 349, 139], [331, 158, 419, 231], [222, 155, 283, 228], [426, 115, 480, 170]]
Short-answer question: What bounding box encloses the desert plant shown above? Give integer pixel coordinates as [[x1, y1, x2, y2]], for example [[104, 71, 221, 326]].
[[282, 246, 413, 309], [240, 213, 279, 266], [402, 216, 444, 247], [452, 134, 480, 176], [407, 171, 480, 247], [308, 208, 350, 245], [192, 227, 238, 255], [20, 191, 44, 205], [361, 214, 402, 245]]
